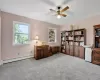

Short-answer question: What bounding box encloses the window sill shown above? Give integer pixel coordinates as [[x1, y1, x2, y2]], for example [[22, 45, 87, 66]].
[[13, 43, 30, 46]]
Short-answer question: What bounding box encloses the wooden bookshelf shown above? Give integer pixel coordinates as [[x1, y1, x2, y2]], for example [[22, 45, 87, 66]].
[[94, 25, 100, 48], [61, 31, 66, 53], [92, 25, 100, 65], [61, 28, 86, 59]]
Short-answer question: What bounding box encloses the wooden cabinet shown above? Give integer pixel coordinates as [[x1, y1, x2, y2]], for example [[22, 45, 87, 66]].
[[79, 46, 85, 59], [74, 46, 79, 57], [69, 45, 74, 56], [50, 46, 60, 54], [66, 45, 70, 55], [34, 45, 60, 60], [34, 45, 52, 60], [92, 49, 100, 64], [74, 46, 85, 59], [92, 25, 100, 65]]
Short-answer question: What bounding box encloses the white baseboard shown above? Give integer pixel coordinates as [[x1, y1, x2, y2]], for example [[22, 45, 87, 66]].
[[0, 60, 3, 66], [3, 55, 34, 64]]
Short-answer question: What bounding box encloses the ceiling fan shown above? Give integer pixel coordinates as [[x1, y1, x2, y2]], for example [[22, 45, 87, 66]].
[[50, 6, 69, 19]]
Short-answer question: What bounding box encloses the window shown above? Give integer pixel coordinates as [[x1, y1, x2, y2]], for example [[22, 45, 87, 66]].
[[13, 21, 30, 45], [48, 28, 56, 43]]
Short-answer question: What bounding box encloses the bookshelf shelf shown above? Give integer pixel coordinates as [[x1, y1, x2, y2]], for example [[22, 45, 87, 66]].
[[66, 40, 73, 41], [74, 35, 84, 37], [95, 36, 100, 37], [74, 41, 84, 42]]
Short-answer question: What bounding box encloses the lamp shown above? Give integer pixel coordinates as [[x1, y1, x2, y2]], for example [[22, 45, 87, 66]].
[[35, 35, 39, 40], [35, 35, 39, 45]]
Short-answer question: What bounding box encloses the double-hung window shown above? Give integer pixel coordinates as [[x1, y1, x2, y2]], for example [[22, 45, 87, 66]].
[[13, 21, 30, 45]]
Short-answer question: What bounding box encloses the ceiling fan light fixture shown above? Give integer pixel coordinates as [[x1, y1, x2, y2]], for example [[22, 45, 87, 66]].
[[57, 15, 61, 19]]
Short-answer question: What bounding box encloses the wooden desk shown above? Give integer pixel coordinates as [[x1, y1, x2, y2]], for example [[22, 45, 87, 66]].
[[34, 45, 60, 60], [50, 46, 60, 54]]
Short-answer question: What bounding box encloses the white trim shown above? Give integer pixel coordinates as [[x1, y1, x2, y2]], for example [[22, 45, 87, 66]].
[[48, 28, 57, 43], [13, 21, 31, 46], [3, 55, 33, 64], [0, 60, 3, 66]]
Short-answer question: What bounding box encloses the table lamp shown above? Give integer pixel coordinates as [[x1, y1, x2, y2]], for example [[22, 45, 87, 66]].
[[35, 35, 39, 45]]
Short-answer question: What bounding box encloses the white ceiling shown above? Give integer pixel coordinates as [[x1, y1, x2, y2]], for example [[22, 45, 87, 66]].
[[1, 0, 100, 25]]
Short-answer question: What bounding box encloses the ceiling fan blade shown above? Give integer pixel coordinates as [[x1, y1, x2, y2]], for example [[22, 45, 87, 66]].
[[60, 14, 67, 17], [50, 9, 56, 12], [61, 6, 69, 13], [41, 0, 55, 6]]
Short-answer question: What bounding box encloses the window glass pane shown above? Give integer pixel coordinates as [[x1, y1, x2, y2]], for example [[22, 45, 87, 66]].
[[14, 23, 29, 34], [14, 24, 20, 33], [14, 34, 29, 44], [19, 24, 29, 34]]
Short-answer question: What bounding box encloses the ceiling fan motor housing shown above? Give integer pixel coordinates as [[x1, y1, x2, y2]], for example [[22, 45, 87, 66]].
[[57, 6, 61, 10], [57, 6, 61, 14]]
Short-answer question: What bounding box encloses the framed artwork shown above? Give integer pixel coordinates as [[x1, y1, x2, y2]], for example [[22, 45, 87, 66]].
[[48, 28, 56, 43]]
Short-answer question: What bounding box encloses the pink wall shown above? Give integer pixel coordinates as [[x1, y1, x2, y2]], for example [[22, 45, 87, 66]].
[[1, 11, 61, 61], [61, 15, 100, 45], [0, 10, 1, 61]]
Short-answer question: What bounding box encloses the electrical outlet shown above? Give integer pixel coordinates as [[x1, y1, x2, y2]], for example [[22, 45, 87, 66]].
[[30, 51, 33, 53], [18, 53, 20, 55]]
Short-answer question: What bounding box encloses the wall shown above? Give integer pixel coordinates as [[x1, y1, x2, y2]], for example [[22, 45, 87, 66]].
[[1, 11, 61, 61], [0, 10, 1, 64], [61, 15, 100, 46]]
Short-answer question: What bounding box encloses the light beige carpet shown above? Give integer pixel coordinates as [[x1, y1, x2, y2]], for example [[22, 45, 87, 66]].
[[0, 53, 100, 80]]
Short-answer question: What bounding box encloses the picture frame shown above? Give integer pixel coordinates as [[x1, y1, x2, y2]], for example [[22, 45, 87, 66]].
[[48, 28, 56, 43]]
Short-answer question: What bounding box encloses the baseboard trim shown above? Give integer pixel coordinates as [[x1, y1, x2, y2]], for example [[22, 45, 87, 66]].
[[0, 60, 3, 66], [3, 55, 34, 64]]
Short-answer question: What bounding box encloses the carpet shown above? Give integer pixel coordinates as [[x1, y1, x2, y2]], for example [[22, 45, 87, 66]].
[[0, 53, 100, 80]]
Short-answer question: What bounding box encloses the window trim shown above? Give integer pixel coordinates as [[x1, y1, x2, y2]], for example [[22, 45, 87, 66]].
[[13, 21, 30, 45], [48, 28, 57, 43]]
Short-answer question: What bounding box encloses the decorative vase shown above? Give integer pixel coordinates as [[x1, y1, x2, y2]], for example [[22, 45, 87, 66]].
[[70, 25, 74, 30]]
